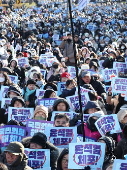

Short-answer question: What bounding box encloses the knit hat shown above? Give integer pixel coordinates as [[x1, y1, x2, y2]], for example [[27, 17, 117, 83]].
[[61, 72, 70, 79], [34, 105, 48, 118], [27, 79, 36, 86], [5, 142, 24, 155], [117, 109, 127, 123], [7, 84, 22, 97], [30, 132, 47, 148], [84, 101, 101, 113]]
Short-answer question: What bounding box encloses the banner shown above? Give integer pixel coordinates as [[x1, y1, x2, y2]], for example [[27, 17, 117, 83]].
[[8, 107, 34, 124], [95, 114, 121, 136], [66, 93, 89, 111], [26, 119, 53, 136], [45, 127, 77, 148], [68, 142, 105, 169], [0, 125, 26, 147], [25, 149, 50, 169], [112, 159, 127, 170]]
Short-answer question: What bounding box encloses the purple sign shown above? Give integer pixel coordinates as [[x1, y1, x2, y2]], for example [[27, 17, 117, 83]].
[[0, 125, 26, 147]]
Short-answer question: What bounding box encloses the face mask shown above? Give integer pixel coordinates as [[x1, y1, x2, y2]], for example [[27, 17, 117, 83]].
[[34, 116, 46, 120], [53, 64, 58, 69], [0, 77, 5, 82], [9, 94, 17, 98]]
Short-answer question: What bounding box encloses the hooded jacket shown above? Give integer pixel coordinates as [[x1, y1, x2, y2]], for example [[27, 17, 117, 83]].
[[21, 136, 59, 170], [0, 153, 32, 170]]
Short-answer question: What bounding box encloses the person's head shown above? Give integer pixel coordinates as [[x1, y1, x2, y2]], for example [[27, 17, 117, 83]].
[[4, 142, 24, 165], [54, 113, 70, 127], [10, 96, 25, 108], [117, 109, 127, 124], [74, 35, 79, 42], [0, 163, 8, 170], [108, 51, 117, 59], [66, 79, 76, 90], [80, 71, 91, 84], [26, 79, 36, 90], [44, 82, 58, 91], [53, 99, 70, 111], [43, 89, 57, 98], [10, 59, 17, 68], [84, 101, 101, 114], [61, 72, 70, 82], [0, 71, 9, 85], [33, 105, 48, 120], [30, 132, 47, 149], [57, 148, 70, 170], [7, 84, 22, 98]]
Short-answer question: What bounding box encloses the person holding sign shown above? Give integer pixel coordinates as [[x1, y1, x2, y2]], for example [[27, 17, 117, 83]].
[[21, 132, 59, 170], [0, 142, 32, 170]]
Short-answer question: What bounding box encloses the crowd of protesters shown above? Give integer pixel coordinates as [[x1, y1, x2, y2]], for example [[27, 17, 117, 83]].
[[0, 0, 126, 170]]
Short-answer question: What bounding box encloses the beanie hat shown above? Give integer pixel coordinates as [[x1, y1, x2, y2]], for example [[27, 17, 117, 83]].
[[27, 79, 36, 86], [61, 72, 70, 79], [34, 105, 48, 118], [7, 84, 22, 97], [5, 142, 24, 155], [30, 132, 47, 148], [117, 109, 127, 123], [84, 101, 101, 113]]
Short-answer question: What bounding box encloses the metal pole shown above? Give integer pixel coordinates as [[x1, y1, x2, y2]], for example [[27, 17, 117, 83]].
[[68, 0, 85, 141]]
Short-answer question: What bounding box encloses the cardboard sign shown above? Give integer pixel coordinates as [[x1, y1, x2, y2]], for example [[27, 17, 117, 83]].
[[0, 125, 26, 147], [25, 149, 50, 169], [45, 127, 77, 148], [8, 107, 34, 125], [68, 142, 105, 170], [95, 114, 122, 136], [26, 119, 53, 136]]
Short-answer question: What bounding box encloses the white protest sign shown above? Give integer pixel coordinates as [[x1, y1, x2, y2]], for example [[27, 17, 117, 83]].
[[37, 98, 57, 108], [36, 89, 45, 98], [26, 119, 53, 136], [66, 93, 90, 111], [1, 98, 12, 108], [0, 86, 9, 100], [111, 77, 127, 94], [51, 111, 77, 121], [24, 149, 50, 169], [57, 82, 66, 95], [8, 107, 34, 125], [68, 142, 105, 169], [45, 127, 77, 148], [112, 159, 127, 170], [8, 75, 18, 84], [18, 57, 29, 67], [113, 62, 127, 73], [95, 114, 122, 136], [67, 66, 76, 79], [75, 86, 92, 95]]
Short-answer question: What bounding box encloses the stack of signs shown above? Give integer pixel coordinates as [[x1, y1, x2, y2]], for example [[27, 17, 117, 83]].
[[57, 82, 66, 96], [37, 98, 57, 108], [45, 127, 77, 148], [102, 68, 117, 82], [18, 57, 29, 67], [26, 119, 53, 136], [8, 75, 19, 84], [95, 114, 121, 136], [51, 111, 77, 121], [113, 62, 127, 75], [112, 159, 127, 170], [8, 107, 34, 125], [25, 149, 50, 170], [68, 142, 105, 170], [0, 125, 26, 147], [66, 93, 90, 111]]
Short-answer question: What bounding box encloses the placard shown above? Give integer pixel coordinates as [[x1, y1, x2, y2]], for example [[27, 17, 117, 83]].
[[113, 62, 127, 73], [37, 98, 57, 107], [102, 68, 117, 82], [45, 127, 77, 148], [8, 107, 34, 124], [8, 75, 18, 84], [24, 149, 50, 169], [0, 125, 26, 147], [1, 98, 12, 108], [26, 119, 53, 136], [36, 89, 45, 98], [57, 82, 66, 96], [112, 159, 127, 170], [51, 111, 77, 121], [95, 114, 121, 136], [68, 142, 105, 169], [18, 57, 29, 67]]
